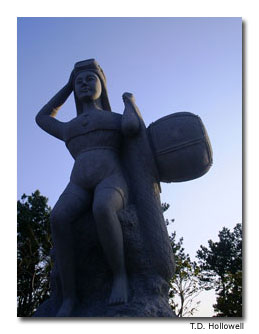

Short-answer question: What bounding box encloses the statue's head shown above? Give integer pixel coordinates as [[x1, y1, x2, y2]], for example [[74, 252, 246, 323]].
[[72, 59, 111, 115]]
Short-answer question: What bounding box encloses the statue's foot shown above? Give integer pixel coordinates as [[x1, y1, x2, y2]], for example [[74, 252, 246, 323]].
[[109, 274, 128, 305], [56, 298, 75, 317]]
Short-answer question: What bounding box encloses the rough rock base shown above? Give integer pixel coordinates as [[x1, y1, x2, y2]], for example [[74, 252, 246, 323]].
[[33, 205, 175, 317]]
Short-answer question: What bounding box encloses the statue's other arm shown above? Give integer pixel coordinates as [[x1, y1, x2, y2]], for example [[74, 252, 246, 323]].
[[35, 79, 73, 140]]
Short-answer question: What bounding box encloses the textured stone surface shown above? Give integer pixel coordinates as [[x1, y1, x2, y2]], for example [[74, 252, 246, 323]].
[[34, 206, 175, 317]]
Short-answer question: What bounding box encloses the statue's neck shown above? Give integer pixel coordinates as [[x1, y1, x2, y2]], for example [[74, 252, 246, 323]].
[[82, 98, 103, 113]]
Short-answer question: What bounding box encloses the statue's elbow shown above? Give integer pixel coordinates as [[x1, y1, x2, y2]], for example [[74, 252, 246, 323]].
[[35, 111, 46, 129], [35, 113, 41, 127]]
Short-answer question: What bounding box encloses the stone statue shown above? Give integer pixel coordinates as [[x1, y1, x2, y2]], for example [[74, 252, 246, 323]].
[[34, 59, 212, 317]]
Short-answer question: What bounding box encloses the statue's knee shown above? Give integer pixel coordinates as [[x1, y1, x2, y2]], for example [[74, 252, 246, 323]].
[[93, 201, 112, 222], [50, 207, 65, 234]]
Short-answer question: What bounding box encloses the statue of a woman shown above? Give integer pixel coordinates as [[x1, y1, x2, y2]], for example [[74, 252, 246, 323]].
[[36, 59, 175, 317], [36, 59, 140, 316]]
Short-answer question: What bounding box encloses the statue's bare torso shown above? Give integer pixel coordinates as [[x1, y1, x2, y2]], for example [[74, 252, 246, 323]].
[[64, 110, 125, 191]]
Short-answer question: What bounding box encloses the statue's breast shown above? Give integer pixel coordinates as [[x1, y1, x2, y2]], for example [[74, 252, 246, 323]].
[[64, 110, 122, 159], [64, 110, 122, 143]]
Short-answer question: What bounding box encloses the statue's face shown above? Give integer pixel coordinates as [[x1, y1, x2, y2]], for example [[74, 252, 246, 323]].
[[74, 71, 102, 102]]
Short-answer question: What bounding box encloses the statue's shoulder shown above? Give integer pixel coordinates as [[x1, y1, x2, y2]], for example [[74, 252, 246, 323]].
[[103, 110, 122, 124], [109, 110, 122, 119]]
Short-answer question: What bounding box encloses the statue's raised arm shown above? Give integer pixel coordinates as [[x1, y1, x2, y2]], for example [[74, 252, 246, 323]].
[[35, 72, 73, 140]]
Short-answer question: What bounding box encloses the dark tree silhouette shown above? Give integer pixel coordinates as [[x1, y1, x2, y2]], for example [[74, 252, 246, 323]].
[[197, 223, 242, 317], [17, 190, 52, 317]]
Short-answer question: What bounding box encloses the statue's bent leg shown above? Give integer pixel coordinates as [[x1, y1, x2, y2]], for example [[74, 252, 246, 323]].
[[50, 182, 92, 316], [92, 175, 128, 305]]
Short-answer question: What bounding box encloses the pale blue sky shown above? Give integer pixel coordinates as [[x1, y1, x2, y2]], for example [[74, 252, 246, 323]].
[[17, 17, 242, 316]]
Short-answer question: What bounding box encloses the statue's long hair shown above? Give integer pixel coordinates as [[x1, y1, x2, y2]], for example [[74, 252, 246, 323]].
[[72, 59, 111, 115]]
